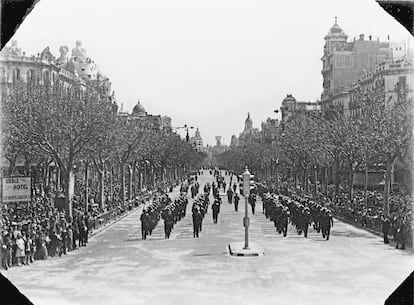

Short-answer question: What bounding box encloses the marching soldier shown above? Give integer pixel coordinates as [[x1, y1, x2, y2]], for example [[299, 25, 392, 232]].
[[212, 199, 221, 224], [320, 208, 334, 240], [192, 206, 202, 238], [227, 188, 233, 204]]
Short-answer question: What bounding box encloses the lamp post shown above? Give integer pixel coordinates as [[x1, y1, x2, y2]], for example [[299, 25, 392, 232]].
[[242, 166, 251, 249], [172, 124, 195, 142]]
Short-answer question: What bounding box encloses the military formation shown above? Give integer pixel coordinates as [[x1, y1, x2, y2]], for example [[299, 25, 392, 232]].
[[161, 193, 189, 239], [140, 169, 335, 241], [140, 194, 171, 240], [192, 192, 210, 238], [262, 191, 334, 240]]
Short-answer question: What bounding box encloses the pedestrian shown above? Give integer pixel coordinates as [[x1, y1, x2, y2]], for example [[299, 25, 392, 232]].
[[227, 188, 233, 204], [381, 214, 391, 244], [212, 199, 220, 224], [234, 193, 240, 212], [24, 232, 33, 265], [248, 193, 256, 215], [15, 233, 25, 266]]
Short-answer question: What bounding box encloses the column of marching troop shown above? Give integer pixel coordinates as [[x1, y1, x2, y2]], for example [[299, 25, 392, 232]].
[[262, 193, 334, 240]]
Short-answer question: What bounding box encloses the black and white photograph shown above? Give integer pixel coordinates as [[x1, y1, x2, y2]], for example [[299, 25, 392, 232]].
[[0, 0, 413, 304]]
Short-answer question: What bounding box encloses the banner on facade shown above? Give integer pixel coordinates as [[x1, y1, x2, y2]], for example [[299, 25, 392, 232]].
[[2, 177, 31, 203]]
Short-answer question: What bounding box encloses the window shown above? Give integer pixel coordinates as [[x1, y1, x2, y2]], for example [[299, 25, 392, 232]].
[[13, 68, 20, 80], [27, 69, 35, 81], [43, 71, 50, 84]]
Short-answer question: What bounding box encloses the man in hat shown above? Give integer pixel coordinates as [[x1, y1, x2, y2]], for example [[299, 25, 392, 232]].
[[381, 214, 391, 244], [212, 199, 220, 224]]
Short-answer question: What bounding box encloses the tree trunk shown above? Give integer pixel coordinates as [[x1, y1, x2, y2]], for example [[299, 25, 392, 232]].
[[98, 169, 104, 210], [324, 167, 328, 195], [348, 168, 354, 202], [127, 164, 132, 200], [334, 158, 340, 197], [84, 161, 89, 212], [383, 158, 393, 216], [109, 164, 113, 204], [132, 163, 137, 198], [120, 162, 125, 202], [364, 164, 368, 207], [63, 169, 75, 220], [313, 165, 317, 197]]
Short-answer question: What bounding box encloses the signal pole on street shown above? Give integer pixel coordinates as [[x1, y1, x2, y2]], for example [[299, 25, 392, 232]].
[[228, 165, 263, 256], [243, 166, 250, 249]]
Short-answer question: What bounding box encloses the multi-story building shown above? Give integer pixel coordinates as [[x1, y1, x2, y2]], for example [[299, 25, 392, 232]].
[[0, 40, 113, 179], [0, 40, 112, 103], [280, 94, 322, 126], [349, 58, 413, 117], [321, 17, 408, 114]]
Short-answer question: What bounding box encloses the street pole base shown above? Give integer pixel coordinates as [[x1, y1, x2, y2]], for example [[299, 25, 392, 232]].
[[228, 242, 264, 257]]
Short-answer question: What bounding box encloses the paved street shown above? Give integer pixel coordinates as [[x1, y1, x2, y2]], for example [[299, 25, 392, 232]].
[[3, 171, 413, 305]]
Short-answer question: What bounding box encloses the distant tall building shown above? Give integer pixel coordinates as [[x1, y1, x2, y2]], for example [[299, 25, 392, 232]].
[[190, 128, 204, 152], [321, 17, 408, 112], [215, 136, 222, 147], [239, 112, 260, 145], [230, 135, 239, 147]]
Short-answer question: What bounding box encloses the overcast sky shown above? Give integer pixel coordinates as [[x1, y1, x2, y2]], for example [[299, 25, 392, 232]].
[[7, 0, 412, 145]]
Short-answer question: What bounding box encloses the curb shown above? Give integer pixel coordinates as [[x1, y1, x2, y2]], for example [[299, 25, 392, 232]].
[[228, 244, 259, 256], [334, 215, 413, 251], [89, 207, 139, 239]]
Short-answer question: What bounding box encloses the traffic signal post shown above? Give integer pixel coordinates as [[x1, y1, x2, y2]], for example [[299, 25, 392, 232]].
[[228, 166, 264, 257]]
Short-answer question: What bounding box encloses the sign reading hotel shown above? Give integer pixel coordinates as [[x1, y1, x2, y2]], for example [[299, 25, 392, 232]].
[[2, 177, 31, 203]]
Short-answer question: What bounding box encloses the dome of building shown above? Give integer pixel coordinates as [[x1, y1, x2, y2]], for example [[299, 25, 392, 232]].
[[132, 100, 146, 116], [327, 17, 346, 37], [282, 94, 296, 105]]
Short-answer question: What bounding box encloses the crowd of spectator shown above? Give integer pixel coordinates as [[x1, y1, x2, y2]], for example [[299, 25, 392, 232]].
[[0, 176, 185, 270], [0, 194, 99, 270]]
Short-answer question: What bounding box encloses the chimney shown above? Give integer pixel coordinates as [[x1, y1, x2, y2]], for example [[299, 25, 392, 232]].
[[359, 34, 364, 41]]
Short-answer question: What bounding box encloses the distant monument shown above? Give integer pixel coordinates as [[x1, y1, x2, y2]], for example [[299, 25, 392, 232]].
[[71, 40, 88, 63], [3, 40, 22, 56], [40, 46, 55, 61], [215, 136, 222, 147], [57, 45, 70, 65]]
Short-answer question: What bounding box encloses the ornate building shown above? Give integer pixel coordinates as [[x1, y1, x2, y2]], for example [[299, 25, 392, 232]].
[[190, 128, 204, 152], [0, 40, 112, 103], [0, 40, 114, 178], [280, 94, 321, 125], [239, 112, 260, 145], [321, 17, 409, 114]]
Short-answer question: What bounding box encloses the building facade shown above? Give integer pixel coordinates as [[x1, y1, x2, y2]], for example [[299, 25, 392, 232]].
[[190, 128, 204, 152], [280, 94, 322, 125], [0, 40, 112, 103], [321, 18, 409, 113]]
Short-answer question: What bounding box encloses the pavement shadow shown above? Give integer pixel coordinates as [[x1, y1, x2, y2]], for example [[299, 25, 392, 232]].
[[333, 231, 375, 238]]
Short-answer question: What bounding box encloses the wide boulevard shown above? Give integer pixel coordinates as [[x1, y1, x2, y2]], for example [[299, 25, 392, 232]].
[[4, 170, 413, 305]]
